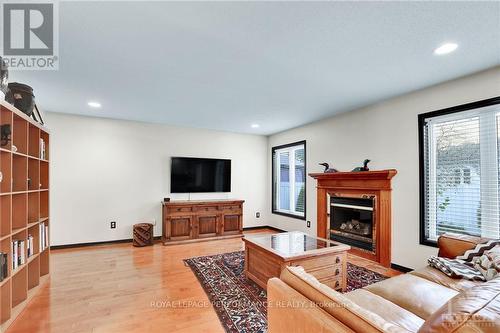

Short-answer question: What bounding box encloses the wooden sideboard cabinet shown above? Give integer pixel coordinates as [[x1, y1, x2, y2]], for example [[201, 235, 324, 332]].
[[162, 199, 244, 245]]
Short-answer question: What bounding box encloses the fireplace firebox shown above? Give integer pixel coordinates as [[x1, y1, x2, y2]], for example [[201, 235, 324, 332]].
[[330, 197, 374, 252]]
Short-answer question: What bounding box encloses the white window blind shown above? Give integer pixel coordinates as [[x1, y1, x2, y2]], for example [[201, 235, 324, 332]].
[[272, 142, 306, 219], [422, 103, 500, 243]]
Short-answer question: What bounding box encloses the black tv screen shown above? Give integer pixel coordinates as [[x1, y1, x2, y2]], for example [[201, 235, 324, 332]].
[[171, 157, 231, 193]]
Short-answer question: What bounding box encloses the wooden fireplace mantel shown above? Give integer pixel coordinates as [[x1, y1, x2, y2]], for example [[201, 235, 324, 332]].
[[309, 170, 397, 189], [309, 169, 397, 267]]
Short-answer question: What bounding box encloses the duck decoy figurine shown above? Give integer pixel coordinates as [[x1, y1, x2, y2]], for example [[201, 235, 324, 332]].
[[352, 159, 370, 172], [319, 163, 338, 173]]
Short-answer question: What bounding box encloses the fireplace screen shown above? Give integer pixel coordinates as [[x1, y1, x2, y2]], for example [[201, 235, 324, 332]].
[[330, 196, 374, 251]]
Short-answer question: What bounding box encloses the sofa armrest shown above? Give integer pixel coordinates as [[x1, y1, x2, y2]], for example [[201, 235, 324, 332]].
[[267, 277, 353, 333], [437, 233, 488, 259]]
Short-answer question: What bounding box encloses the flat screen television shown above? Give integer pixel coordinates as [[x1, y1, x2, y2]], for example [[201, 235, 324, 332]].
[[170, 157, 231, 193]]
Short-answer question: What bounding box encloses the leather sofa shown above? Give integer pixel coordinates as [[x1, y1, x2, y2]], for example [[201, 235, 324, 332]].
[[267, 233, 500, 333]]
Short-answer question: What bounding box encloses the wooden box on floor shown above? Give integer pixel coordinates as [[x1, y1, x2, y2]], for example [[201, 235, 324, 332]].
[[0, 100, 50, 331]]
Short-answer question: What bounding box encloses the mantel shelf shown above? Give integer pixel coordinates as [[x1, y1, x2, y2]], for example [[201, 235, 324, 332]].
[[309, 169, 397, 192], [309, 169, 397, 180]]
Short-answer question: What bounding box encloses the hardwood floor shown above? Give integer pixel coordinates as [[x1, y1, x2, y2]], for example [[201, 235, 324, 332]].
[[6, 229, 401, 333]]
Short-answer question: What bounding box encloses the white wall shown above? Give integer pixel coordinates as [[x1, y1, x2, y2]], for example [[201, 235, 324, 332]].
[[46, 113, 269, 246], [267, 67, 500, 269]]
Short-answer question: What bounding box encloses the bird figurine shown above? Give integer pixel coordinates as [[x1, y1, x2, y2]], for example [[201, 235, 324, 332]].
[[352, 159, 370, 172], [319, 163, 338, 173]]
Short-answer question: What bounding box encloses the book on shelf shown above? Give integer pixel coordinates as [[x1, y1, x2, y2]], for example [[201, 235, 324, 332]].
[[27, 234, 34, 257], [39, 223, 49, 252], [39, 224, 43, 252], [19, 240, 25, 265], [45, 225, 49, 248], [39, 138, 46, 160], [0, 252, 7, 281], [12, 240, 27, 269], [12, 240, 18, 270]]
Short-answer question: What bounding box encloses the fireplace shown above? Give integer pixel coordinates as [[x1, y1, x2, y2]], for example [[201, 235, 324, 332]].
[[330, 196, 374, 252], [309, 170, 397, 267]]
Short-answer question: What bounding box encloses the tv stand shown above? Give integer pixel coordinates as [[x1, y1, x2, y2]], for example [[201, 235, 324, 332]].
[[162, 199, 244, 245]]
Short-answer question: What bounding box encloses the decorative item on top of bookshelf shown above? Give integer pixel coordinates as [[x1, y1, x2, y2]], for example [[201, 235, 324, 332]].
[[32, 104, 44, 125], [5, 83, 35, 117], [351, 159, 371, 172]]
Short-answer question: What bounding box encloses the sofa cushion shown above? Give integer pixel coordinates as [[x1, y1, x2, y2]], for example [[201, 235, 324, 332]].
[[280, 266, 413, 333], [364, 274, 459, 319], [418, 277, 500, 333], [346, 289, 425, 332], [410, 266, 482, 292]]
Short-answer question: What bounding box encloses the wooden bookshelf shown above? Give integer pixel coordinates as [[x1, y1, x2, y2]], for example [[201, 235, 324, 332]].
[[0, 100, 50, 331]]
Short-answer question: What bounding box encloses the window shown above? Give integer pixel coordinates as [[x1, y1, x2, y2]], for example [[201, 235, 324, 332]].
[[419, 97, 500, 246], [272, 141, 306, 220]]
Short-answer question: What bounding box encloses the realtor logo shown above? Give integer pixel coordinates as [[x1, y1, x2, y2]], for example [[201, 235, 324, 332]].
[[1, 1, 59, 70]]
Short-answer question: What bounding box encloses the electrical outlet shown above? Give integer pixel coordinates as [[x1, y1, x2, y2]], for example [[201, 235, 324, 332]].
[[256, 212, 260, 218], [110, 221, 116, 229], [306, 221, 311, 228]]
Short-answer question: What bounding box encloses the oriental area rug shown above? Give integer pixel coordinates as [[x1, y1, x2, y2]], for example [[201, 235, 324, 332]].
[[184, 251, 387, 333]]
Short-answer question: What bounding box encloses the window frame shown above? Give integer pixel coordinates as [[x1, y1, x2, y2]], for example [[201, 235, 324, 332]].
[[418, 96, 500, 247], [271, 140, 307, 220]]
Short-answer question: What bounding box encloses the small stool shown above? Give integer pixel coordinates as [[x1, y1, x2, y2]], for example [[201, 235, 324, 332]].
[[133, 223, 154, 247]]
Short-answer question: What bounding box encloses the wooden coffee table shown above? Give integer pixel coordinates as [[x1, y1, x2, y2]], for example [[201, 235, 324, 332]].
[[243, 231, 350, 291]]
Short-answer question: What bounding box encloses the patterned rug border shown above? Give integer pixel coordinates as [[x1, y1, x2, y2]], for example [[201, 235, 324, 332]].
[[184, 253, 232, 331], [184, 251, 266, 333]]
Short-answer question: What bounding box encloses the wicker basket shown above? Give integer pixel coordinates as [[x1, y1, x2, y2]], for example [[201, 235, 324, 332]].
[[133, 223, 153, 247]]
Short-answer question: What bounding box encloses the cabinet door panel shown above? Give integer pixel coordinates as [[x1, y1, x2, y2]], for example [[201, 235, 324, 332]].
[[222, 214, 241, 235], [168, 216, 192, 240], [197, 215, 218, 238]]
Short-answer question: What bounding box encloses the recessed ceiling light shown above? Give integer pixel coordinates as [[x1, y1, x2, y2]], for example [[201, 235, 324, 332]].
[[87, 101, 101, 108], [434, 42, 458, 55], [251, 124, 260, 128]]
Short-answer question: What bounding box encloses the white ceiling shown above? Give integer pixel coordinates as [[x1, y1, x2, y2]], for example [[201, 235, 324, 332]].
[[10, 1, 500, 135]]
